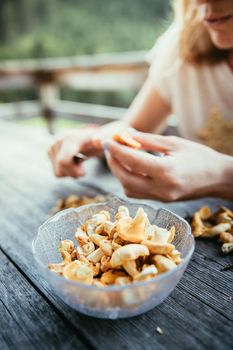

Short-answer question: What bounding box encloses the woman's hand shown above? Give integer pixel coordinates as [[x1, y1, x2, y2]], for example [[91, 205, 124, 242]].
[[104, 132, 233, 201], [48, 127, 102, 178]]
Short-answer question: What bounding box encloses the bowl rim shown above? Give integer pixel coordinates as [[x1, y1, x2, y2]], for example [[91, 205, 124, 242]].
[[32, 197, 195, 292]]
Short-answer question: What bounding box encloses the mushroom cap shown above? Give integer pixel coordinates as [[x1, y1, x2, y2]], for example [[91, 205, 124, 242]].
[[100, 270, 126, 285], [58, 240, 74, 254], [123, 260, 138, 277], [99, 240, 113, 256], [87, 247, 104, 263], [221, 242, 233, 254], [89, 233, 108, 246], [147, 225, 173, 244], [134, 265, 158, 281], [113, 131, 141, 149], [75, 228, 88, 246], [152, 255, 176, 273], [219, 231, 233, 244], [142, 240, 175, 254], [77, 241, 95, 256], [166, 249, 182, 264], [191, 206, 212, 237], [48, 263, 65, 274], [199, 206, 212, 220], [115, 206, 130, 221], [117, 207, 149, 243], [110, 244, 149, 268], [63, 261, 93, 284], [86, 210, 111, 235], [61, 250, 72, 264]]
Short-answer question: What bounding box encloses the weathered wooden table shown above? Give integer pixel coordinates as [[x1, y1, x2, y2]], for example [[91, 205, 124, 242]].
[[0, 121, 232, 350]]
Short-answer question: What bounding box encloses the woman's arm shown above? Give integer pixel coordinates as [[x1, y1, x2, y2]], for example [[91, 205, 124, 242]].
[[125, 77, 171, 132], [98, 77, 171, 136], [48, 78, 170, 178]]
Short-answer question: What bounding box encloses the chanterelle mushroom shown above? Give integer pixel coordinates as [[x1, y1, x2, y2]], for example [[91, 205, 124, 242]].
[[191, 206, 212, 237], [123, 260, 138, 277], [58, 240, 74, 254], [215, 206, 233, 224], [99, 240, 113, 256], [100, 270, 126, 285], [142, 240, 175, 254], [201, 223, 231, 238], [89, 233, 108, 246], [134, 265, 158, 281], [117, 207, 149, 243], [103, 221, 116, 237], [166, 249, 182, 264], [85, 210, 110, 236], [115, 206, 130, 221], [110, 244, 149, 268], [221, 243, 233, 254], [77, 241, 95, 256], [152, 255, 176, 273], [147, 225, 174, 244], [75, 228, 89, 246], [63, 260, 93, 284], [219, 232, 233, 244], [87, 247, 104, 263], [48, 250, 72, 274]]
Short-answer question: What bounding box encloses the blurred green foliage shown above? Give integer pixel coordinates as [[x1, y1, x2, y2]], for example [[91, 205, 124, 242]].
[[0, 0, 171, 107]]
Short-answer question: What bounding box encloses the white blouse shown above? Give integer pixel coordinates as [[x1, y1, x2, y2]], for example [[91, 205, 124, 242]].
[[148, 25, 233, 141]]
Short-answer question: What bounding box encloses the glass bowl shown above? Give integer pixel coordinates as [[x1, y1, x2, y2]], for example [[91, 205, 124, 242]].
[[32, 197, 194, 319]]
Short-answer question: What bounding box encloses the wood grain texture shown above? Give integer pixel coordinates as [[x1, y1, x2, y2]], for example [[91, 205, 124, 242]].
[[0, 121, 232, 350], [0, 250, 89, 350]]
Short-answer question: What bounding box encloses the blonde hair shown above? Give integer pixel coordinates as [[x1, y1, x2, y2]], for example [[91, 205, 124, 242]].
[[174, 0, 228, 64]]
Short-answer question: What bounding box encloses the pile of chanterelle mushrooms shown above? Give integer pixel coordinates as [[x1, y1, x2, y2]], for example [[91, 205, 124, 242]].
[[48, 206, 182, 287], [191, 206, 233, 254], [52, 194, 108, 214]]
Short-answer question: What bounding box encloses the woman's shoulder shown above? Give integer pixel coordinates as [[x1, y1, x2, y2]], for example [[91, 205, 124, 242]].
[[146, 24, 182, 78], [147, 24, 225, 81]]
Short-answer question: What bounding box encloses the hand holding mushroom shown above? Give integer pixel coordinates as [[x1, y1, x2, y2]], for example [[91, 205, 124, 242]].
[[104, 131, 233, 201]]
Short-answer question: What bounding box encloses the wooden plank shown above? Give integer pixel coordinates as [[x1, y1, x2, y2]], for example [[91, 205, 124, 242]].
[[0, 51, 147, 74], [0, 250, 89, 350], [0, 51, 148, 94], [0, 100, 123, 124], [0, 74, 35, 90], [0, 66, 147, 92], [0, 298, 26, 350], [0, 122, 232, 349], [53, 100, 125, 123], [1, 229, 232, 350], [0, 101, 41, 120], [58, 69, 147, 90]]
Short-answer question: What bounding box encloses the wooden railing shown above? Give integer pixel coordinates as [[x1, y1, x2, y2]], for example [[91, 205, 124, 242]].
[[0, 51, 149, 133]]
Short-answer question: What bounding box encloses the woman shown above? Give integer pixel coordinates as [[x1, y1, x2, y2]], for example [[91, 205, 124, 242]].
[[48, 0, 233, 201]]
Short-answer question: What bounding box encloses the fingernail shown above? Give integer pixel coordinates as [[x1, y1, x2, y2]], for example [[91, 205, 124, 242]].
[[127, 127, 138, 136]]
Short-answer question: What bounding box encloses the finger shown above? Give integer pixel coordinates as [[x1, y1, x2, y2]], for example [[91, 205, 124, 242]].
[[54, 163, 66, 177], [48, 143, 57, 160], [106, 151, 152, 194], [54, 166, 85, 178], [132, 132, 181, 153], [53, 153, 85, 177], [61, 162, 85, 178], [107, 140, 166, 177]]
